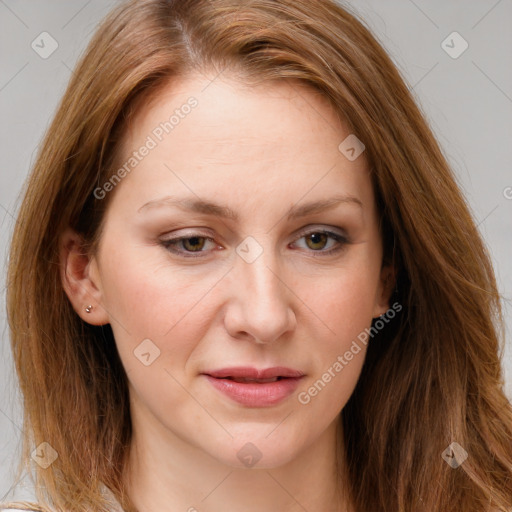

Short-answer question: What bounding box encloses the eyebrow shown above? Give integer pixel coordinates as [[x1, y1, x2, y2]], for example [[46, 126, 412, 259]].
[[137, 194, 363, 220]]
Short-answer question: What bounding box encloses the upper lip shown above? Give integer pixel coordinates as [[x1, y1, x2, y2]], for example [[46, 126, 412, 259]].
[[203, 366, 305, 379]]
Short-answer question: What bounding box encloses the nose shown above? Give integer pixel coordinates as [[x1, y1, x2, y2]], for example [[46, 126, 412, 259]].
[[223, 248, 297, 345]]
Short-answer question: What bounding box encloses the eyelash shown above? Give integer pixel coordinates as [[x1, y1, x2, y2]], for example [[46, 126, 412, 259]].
[[160, 229, 349, 259]]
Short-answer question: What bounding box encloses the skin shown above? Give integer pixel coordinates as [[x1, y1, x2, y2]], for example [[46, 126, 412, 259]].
[[60, 71, 394, 512]]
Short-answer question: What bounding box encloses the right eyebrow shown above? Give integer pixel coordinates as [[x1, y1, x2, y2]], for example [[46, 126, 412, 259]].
[[138, 196, 239, 220]]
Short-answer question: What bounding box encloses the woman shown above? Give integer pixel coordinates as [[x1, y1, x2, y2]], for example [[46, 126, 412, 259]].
[[3, 0, 512, 511]]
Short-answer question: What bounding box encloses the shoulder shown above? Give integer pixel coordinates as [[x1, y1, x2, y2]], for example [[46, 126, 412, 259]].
[[0, 505, 51, 512], [0, 485, 124, 512]]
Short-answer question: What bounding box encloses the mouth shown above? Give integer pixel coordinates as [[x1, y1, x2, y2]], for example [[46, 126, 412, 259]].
[[216, 376, 284, 383], [201, 367, 305, 407], [203, 366, 305, 380]]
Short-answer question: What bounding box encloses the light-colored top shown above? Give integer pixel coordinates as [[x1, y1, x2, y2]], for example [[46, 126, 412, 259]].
[[0, 484, 125, 512]]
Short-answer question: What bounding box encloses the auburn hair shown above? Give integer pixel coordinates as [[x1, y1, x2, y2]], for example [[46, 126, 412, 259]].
[[4, 0, 512, 511]]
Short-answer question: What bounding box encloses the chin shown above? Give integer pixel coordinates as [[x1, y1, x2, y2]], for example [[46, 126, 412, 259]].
[[210, 432, 303, 470]]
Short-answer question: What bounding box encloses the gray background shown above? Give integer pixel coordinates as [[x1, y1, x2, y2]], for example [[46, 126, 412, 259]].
[[1, 0, 511, 500]]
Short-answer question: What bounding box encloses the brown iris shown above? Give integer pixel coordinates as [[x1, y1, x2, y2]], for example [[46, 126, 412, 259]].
[[305, 232, 328, 250], [182, 236, 206, 251]]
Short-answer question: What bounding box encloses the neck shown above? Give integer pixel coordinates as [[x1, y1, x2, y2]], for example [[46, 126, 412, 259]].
[[124, 409, 352, 512]]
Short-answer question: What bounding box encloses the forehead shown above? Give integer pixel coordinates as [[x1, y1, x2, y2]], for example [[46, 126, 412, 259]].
[[108, 72, 373, 216], [122, 72, 345, 158]]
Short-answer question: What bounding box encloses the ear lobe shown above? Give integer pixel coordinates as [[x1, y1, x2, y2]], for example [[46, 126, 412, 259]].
[[59, 227, 109, 326], [372, 264, 396, 319]]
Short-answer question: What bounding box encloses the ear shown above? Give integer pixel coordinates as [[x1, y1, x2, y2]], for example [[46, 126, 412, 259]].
[[59, 227, 109, 326], [372, 264, 396, 319]]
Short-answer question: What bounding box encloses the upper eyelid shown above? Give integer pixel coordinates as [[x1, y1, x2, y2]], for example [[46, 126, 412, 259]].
[[160, 224, 347, 240], [294, 225, 347, 238]]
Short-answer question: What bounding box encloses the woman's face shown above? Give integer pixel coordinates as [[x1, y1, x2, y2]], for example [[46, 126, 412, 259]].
[[77, 73, 392, 468]]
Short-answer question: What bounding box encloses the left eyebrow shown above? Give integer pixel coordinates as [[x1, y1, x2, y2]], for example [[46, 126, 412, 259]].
[[286, 194, 363, 220]]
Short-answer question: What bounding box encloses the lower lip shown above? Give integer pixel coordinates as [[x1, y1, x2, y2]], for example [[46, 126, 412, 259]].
[[204, 375, 303, 407]]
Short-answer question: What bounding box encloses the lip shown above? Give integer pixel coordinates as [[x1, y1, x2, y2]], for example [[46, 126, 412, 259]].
[[202, 366, 305, 407]]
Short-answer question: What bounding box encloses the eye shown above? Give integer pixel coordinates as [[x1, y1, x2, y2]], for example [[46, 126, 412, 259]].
[[160, 228, 349, 259], [160, 235, 218, 258], [292, 229, 348, 256]]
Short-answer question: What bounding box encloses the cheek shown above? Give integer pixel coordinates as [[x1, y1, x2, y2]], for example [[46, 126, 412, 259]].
[[297, 278, 371, 414], [294, 252, 380, 407], [99, 241, 211, 333], [97, 242, 224, 381], [304, 260, 381, 344]]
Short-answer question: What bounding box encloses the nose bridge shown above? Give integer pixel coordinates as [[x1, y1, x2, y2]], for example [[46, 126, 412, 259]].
[[227, 235, 296, 343], [243, 252, 282, 304], [235, 233, 278, 287]]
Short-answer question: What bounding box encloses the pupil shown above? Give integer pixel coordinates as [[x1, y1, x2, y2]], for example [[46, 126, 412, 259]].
[[184, 237, 204, 251]]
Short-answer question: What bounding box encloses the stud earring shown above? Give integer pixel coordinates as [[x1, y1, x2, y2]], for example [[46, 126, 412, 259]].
[[85, 305, 93, 313]]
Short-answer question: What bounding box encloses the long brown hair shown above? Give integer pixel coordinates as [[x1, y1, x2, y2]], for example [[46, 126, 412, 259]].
[[5, 0, 512, 511]]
